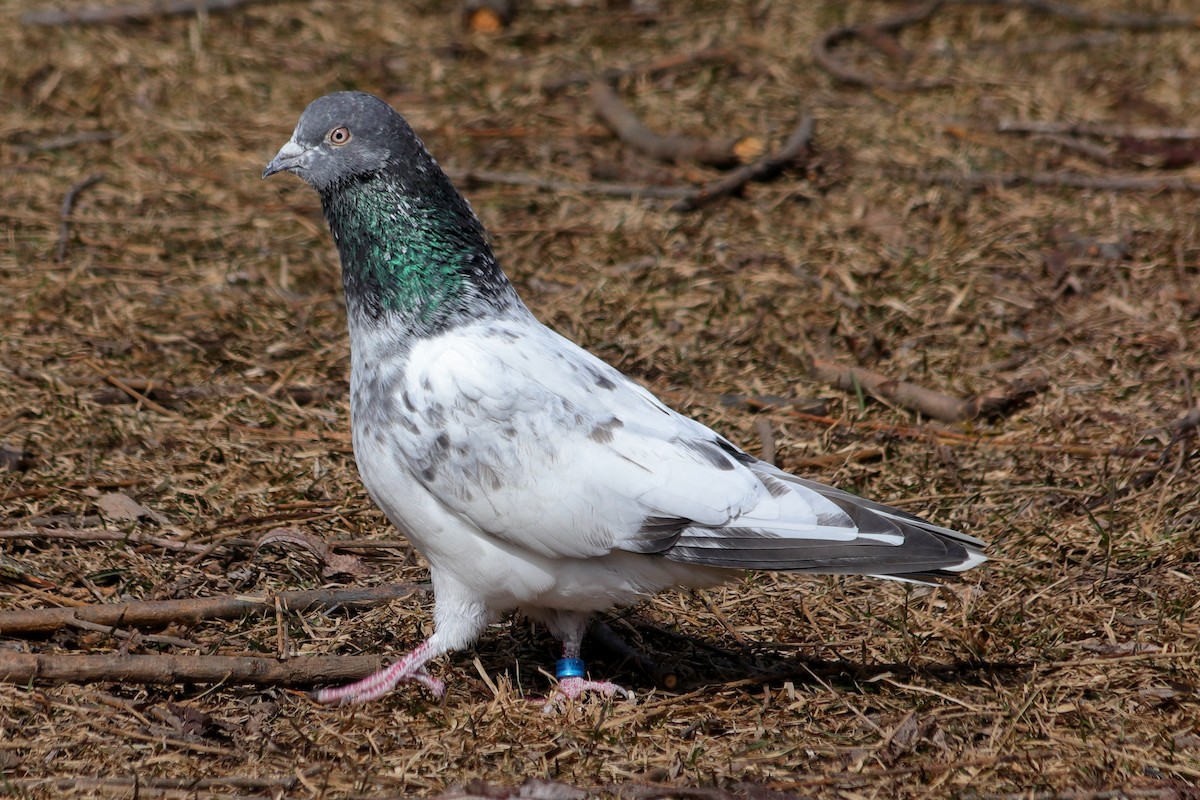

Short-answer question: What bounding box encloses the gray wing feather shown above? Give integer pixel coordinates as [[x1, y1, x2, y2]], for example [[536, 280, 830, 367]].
[[658, 458, 985, 580]]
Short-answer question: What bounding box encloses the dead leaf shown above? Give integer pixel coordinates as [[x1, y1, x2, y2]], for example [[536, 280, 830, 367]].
[[256, 527, 374, 579], [96, 491, 167, 523]]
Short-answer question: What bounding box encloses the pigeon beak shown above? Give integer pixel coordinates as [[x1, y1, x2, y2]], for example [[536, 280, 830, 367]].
[[263, 139, 310, 179]]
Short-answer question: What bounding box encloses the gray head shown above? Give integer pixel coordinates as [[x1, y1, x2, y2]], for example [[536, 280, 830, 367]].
[[263, 92, 421, 192]]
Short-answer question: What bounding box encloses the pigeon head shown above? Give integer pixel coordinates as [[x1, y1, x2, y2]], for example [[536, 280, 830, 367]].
[[263, 92, 416, 192], [264, 92, 523, 334]]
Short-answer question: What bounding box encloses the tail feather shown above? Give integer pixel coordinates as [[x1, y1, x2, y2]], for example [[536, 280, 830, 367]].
[[660, 460, 986, 584]]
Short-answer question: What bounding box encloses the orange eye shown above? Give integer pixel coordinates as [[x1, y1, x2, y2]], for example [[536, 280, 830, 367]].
[[328, 126, 351, 146]]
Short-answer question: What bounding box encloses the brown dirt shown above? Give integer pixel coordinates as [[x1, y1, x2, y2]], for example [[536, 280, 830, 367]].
[[1, 1, 1198, 797]]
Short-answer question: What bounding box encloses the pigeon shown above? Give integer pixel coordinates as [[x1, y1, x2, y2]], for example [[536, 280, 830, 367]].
[[263, 91, 987, 707]]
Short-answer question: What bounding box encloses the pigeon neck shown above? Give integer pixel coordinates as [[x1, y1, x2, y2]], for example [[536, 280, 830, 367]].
[[322, 168, 520, 336]]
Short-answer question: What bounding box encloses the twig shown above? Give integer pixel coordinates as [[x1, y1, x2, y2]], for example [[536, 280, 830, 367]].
[[1086, 403, 1200, 510], [964, 30, 1120, 57], [662, 387, 1155, 460], [55, 172, 104, 262], [0, 527, 213, 555], [1034, 133, 1115, 165], [812, 1, 946, 92], [0, 584, 428, 635], [912, 169, 1200, 193], [1166, 404, 1200, 438], [669, 112, 814, 212], [446, 115, 808, 209], [808, 359, 1046, 422], [10, 130, 116, 155], [813, 0, 1200, 92], [542, 47, 737, 93], [792, 409, 1150, 460], [96, 369, 180, 418], [22, 0, 275, 27], [754, 418, 776, 466], [791, 448, 886, 470], [719, 393, 830, 416], [67, 617, 204, 650], [977, 0, 1200, 32], [998, 119, 1200, 141], [0, 651, 386, 688], [444, 167, 696, 200], [590, 82, 761, 168], [6, 776, 300, 795]]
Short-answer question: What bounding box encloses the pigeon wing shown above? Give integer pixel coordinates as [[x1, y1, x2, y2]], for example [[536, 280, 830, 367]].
[[387, 318, 880, 562]]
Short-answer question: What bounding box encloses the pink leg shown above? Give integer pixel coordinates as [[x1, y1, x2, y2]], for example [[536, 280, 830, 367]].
[[315, 640, 445, 706]]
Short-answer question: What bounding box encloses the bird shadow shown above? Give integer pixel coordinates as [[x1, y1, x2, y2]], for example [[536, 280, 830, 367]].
[[464, 612, 1029, 701]]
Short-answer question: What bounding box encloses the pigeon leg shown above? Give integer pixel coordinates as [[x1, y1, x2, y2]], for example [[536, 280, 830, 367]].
[[314, 638, 446, 705], [542, 613, 634, 712], [315, 594, 487, 706]]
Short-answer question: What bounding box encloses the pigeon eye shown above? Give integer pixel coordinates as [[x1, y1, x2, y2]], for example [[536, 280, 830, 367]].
[[328, 126, 351, 146]]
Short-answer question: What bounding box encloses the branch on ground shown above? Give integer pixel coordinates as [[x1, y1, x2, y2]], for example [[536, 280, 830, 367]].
[[21, 0, 275, 26], [808, 359, 1047, 423], [0, 651, 384, 689], [445, 167, 697, 201], [0, 526, 216, 555], [0, 584, 428, 635], [1167, 404, 1200, 438], [812, 1, 946, 91], [13, 368, 340, 408], [590, 82, 763, 169], [55, 173, 104, 263], [669, 111, 814, 212], [542, 47, 737, 93], [997, 119, 1200, 141], [912, 170, 1200, 193], [812, 0, 1200, 92]]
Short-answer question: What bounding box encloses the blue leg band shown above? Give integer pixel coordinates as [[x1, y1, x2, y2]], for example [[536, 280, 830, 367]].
[[556, 658, 585, 680]]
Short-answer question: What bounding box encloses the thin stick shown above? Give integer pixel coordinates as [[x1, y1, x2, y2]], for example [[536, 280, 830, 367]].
[[661, 388, 1156, 459], [790, 410, 1151, 460], [670, 111, 814, 212], [22, 0, 274, 27], [0, 651, 385, 688], [590, 82, 760, 168], [812, 1, 946, 92], [542, 47, 737, 93], [444, 167, 695, 200], [67, 617, 204, 650], [998, 119, 1200, 141], [0, 584, 428, 635], [912, 169, 1200, 193], [6, 776, 299, 795], [813, 0, 1200, 92], [10, 130, 116, 155], [1166, 404, 1200, 438], [54, 173, 104, 262], [0, 527, 213, 554], [809, 358, 1046, 422]]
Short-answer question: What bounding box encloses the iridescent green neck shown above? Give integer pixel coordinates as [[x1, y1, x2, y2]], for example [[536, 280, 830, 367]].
[[322, 172, 518, 335]]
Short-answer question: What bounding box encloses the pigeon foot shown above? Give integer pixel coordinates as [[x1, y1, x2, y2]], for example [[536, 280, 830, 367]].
[[541, 676, 634, 714], [315, 641, 444, 705]]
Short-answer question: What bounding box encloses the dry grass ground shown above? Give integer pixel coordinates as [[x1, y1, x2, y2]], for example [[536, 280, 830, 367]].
[[1, 1, 1198, 797]]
